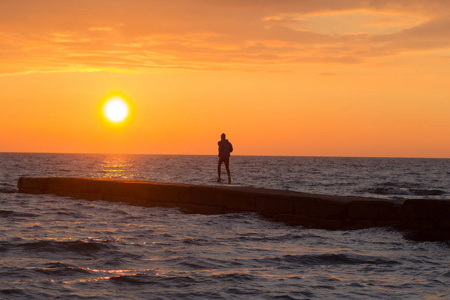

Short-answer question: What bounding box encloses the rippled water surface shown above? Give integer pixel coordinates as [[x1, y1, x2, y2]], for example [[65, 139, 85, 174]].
[[1, 153, 449, 299]]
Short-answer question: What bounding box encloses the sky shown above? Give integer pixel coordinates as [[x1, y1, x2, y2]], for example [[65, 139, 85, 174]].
[[0, 0, 449, 158]]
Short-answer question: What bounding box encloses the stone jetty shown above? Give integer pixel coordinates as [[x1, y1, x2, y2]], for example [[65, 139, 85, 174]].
[[17, 177, 450, 240]]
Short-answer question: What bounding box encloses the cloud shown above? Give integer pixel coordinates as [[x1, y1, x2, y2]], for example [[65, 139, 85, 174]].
[[1, 0, 450, 74], [366, 16, 450, 58]]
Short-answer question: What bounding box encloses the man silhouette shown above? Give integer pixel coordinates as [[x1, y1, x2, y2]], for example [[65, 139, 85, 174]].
[[217, 133, 233, 184]]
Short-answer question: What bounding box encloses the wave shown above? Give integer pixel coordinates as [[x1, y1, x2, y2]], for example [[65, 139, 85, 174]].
[[0, 241, 10, 253], [110, 271, 256, 288], [272, 295, 299, 300], [267, 253, 401, 267], [0, 182, 17, 193], [16, 240, 115, 255], [182, 237, 210, 245], [0, 289, 26, 297], [109, 273, 159, 285], [211, 273, 255, 282], [31, 262, 92, 276], [369, 187, 446, 197], [56, 210, 87, 218], [178, 258, 219, 270], [110, 273, 195, 287], [235, 233, 326, 242], [409, 189, 446, 196], [0, 187, 17, 193], [0, 210, 14, 218], [0, 210, 37, 218]]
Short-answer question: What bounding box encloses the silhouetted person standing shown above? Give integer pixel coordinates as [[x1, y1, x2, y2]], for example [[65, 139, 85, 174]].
[[217, 133, 233, 184]]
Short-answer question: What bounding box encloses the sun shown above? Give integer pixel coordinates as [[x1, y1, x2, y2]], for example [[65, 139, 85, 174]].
[[103, 97, 129, 123]]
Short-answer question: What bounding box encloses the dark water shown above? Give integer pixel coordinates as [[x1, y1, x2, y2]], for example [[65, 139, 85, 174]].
[[1, 153, 449, 299]]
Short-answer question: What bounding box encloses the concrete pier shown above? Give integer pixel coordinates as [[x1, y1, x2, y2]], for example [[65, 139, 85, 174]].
[[17, 177, 450, 239]]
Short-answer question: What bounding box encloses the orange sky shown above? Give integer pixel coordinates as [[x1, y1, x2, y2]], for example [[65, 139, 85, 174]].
[[0, 0, 449, 158]]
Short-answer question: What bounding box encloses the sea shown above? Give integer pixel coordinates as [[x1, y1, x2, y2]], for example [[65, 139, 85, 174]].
[[0, 153, 449, 299]]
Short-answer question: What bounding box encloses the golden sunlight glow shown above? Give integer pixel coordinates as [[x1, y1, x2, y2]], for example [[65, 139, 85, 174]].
[[1, 2, 449, 157], [103, 97, 129, 123]]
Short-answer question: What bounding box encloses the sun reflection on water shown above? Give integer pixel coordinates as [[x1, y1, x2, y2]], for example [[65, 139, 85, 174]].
[[57, 266, 156, 284], [97, 155, 137, 179]]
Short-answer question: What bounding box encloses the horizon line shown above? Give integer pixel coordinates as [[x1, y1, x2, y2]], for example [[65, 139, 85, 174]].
[[1, 151, 448, 160]]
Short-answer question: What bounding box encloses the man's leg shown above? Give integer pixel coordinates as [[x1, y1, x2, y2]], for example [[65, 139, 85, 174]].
[[217, 158, 223, 182], [224, 158, 231, 184]]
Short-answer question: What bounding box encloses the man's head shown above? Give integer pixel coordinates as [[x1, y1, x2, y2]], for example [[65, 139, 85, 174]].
[[221, 133, 226, 139]]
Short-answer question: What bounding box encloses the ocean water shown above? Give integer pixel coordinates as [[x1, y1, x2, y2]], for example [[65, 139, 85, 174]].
[[1, 153, 449, 299]]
